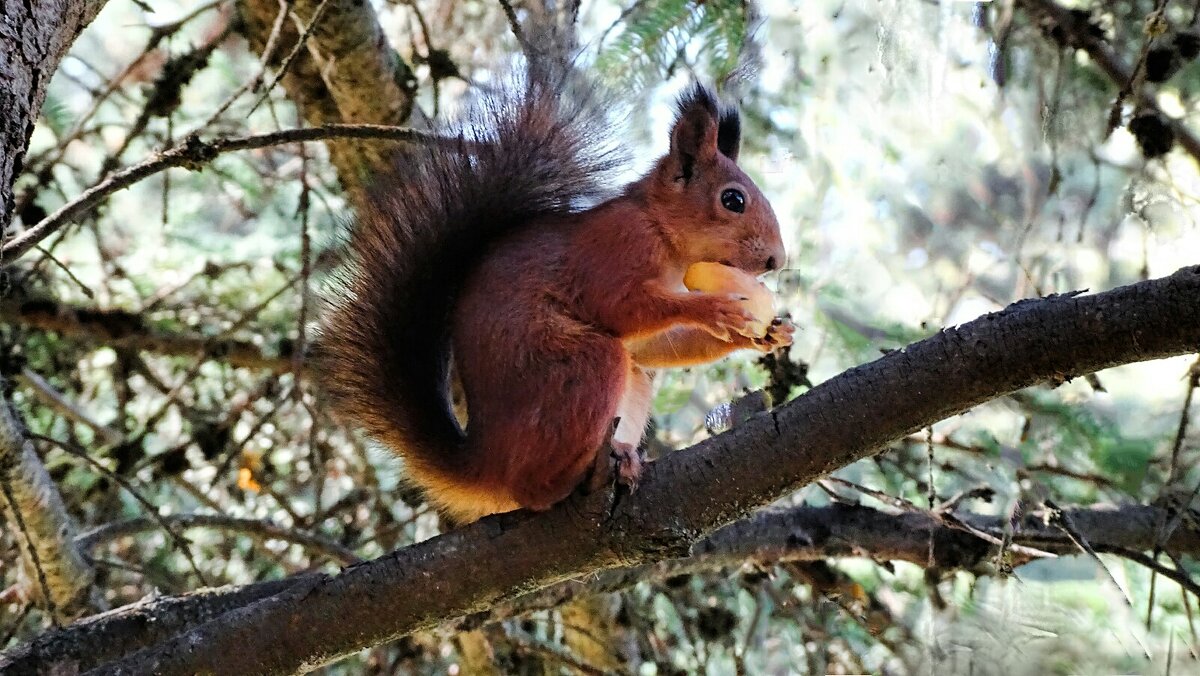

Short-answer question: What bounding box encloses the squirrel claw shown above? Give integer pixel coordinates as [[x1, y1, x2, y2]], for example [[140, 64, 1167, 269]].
[[610, 441, 644, 492], [762, 317, 795, 349], [586, 418, 622, 493], [701, 296, 759, 343]]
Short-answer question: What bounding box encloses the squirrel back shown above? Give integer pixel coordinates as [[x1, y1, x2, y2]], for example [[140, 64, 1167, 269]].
[[316, 68, 627, 513]]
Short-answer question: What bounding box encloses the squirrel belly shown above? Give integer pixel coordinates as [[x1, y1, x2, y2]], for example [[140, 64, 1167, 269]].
[[317, 68, 789, 524]]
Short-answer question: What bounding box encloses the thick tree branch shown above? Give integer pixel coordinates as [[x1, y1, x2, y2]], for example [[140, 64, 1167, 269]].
[[0, 0, 108, 233], [0, 577, 308, 672], [0, 379, 99, 622], [67, 266, 1200, 674], [463, 501, 1200, 632]]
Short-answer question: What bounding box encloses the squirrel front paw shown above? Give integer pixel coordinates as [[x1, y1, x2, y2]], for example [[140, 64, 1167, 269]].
[[749, 317, 795, 352], [697, 295, 761, 342]]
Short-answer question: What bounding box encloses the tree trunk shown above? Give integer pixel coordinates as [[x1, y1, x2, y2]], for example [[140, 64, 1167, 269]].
[[0, 0, 108, 233], [0, 0, 111, 623]]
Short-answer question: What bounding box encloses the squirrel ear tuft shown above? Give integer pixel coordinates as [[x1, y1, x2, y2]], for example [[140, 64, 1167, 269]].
[[667, 83, 721, 182], [716, 105, 740, 163]]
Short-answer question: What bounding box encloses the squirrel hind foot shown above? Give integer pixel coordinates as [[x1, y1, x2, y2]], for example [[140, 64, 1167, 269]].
[[611, 441, 644, 492], [584, 430, 645, 495], [585, 416, 623, 493]]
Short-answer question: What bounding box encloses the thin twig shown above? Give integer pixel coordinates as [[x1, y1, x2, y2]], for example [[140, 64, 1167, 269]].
[[16, 368, 122, 446], [0, 478, 59, 626], [11, 0, 227, 216], [1106, 0, 1170, 135], [1046, 499, 1134, 610], [497, 0, 535, 56], [823, 476, 1056, 559], [2, 124, 453, 261], [198, 0, 291, 128], [1147, 356, 1199, 629], [243, 0, 335, 121], [1101, 545, 1200, 600], [1018, 0, 1200, 163]]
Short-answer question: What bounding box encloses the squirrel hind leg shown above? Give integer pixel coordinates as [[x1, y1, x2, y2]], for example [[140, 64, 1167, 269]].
[[604, 365, 654, 491], [613, 365, 654, 451], [504, 344, 631, 512]]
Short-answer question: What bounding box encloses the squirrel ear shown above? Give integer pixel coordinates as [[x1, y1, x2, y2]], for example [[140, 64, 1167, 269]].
[[667, 83, 721, 183]]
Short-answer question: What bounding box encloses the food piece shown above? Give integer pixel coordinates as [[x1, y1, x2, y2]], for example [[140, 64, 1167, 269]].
[[684, 261, 775, 337]]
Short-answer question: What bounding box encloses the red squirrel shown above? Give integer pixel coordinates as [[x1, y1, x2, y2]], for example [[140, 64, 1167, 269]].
[[318, 70, 791, 523]]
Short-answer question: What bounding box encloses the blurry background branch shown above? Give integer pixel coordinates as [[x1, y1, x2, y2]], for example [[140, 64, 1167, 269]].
[[1018, 0, 1200, 162], [235, 0, 419, 200], [2, 124, 446, 261], [0, 378, 101, 624], [0, 0, 109, 230], [2, 296, 295, 373]]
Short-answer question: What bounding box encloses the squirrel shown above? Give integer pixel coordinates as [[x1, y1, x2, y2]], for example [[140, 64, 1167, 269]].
[[317, 68, 791, 524]]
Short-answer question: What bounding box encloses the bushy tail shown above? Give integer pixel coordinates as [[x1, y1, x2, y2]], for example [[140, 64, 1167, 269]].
[[316, 66, 626, 514]]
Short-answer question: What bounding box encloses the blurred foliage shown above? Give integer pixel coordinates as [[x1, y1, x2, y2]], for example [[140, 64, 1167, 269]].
[[595, 0, 749, 89], [2, 0, 1200, 673]]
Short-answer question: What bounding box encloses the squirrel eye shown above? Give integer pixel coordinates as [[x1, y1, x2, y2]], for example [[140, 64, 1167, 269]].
[[720, 188, 746, 213]]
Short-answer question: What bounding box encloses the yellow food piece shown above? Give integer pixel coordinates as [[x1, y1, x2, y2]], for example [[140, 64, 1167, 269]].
[[683, 262, 775, 336]]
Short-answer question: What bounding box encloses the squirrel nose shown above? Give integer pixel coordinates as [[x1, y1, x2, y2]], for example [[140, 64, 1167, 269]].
[[763, 241, 787, 274]]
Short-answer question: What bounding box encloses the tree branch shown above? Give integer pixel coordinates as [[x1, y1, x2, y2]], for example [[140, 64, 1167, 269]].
[[59, 266, 1200, 674], [14, 368, 122, 446], [75, 513, 361, 566], [1017, 0, 1200, 162], [0, 577, 308, 672], [461, 500, 1200, 632], [236, 0, 418, 198], [0, 0, 108, 233], [0, 297, 296, 373], [1, 124, 448, 261], [0, 378, 99, 622], [7, 499, 1200, 673]]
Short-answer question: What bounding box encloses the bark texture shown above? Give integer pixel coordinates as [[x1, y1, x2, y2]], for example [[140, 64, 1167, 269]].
[[0, 391, 98, 621], [0, 0, 107, 235], [0, 577, 307, 673], [69, 266, 1200, 675]]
